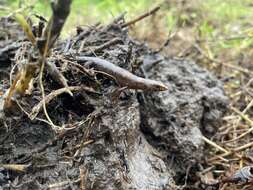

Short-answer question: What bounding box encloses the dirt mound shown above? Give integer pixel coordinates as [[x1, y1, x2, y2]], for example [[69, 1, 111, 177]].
[[0, 14, 227, 190]]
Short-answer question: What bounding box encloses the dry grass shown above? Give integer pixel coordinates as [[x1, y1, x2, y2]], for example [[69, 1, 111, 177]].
[[127, 1, 253, 189]]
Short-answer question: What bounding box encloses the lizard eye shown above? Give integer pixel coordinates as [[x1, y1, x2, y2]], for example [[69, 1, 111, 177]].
[[158, 84, 168, 91], [151, 83, 167, 91]]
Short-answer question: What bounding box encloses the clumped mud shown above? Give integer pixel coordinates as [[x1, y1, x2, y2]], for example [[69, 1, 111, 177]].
[[139, 55, 228, 178], [0, 15, 227, 190]]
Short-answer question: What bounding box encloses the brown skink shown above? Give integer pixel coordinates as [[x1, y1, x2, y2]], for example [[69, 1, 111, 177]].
[[76, 56, 168, 91]]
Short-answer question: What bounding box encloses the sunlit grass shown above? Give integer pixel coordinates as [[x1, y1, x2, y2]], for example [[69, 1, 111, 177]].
[[1, 0, 158, 35], [199, 1, 253, 38], [1, 0, 253, 53]]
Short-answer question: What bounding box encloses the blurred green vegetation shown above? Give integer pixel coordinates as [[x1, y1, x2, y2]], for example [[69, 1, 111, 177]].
[[2, 0, 252, 34], [1, 0, 253, 56], [0, 0, 157, 35]]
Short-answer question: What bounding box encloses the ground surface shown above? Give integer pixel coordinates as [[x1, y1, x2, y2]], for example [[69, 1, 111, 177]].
[[0, 10, 227, 190], [1, 1, 253, 190]]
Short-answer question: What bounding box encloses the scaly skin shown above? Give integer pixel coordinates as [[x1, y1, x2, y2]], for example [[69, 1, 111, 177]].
[[76, 56, 168, 91]]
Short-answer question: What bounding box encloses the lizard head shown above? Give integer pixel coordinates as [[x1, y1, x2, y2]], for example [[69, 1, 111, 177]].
[[150, 81, 168, 91]]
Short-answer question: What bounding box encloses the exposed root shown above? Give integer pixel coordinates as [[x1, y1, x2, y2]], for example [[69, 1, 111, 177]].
[[29, 86, 97, 120]]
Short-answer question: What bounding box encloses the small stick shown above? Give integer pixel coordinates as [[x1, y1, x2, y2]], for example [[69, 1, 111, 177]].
[[0, 164, 30, 172], [73, 139, 94, 158], [101, 13, 126, 32], [227, 106, 253, 142], [46, 61, 73, 96], [3, 71, 21, 110], [67, 61, 94, 76], [230, 99, 253, 141], [209, 141, 253, 162], [202, 136, 229, 153], [74, 139, 94, 149], [84, 38, 123, 56], [73, 22, 100, 45], [121, 6, 160, 28], [79, 167, 86, 190], [154, 31, 177, 53], [48, 178, 80, 189], [241, 99, 253, 116]]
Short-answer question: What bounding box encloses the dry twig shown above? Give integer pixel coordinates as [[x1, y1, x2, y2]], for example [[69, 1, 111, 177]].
[[29, 86, 97, 120], [202, 136, 229, 154], [227, 107, 253, 142], [79, 167, 87, 190], [121, 6, 160, 28]]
